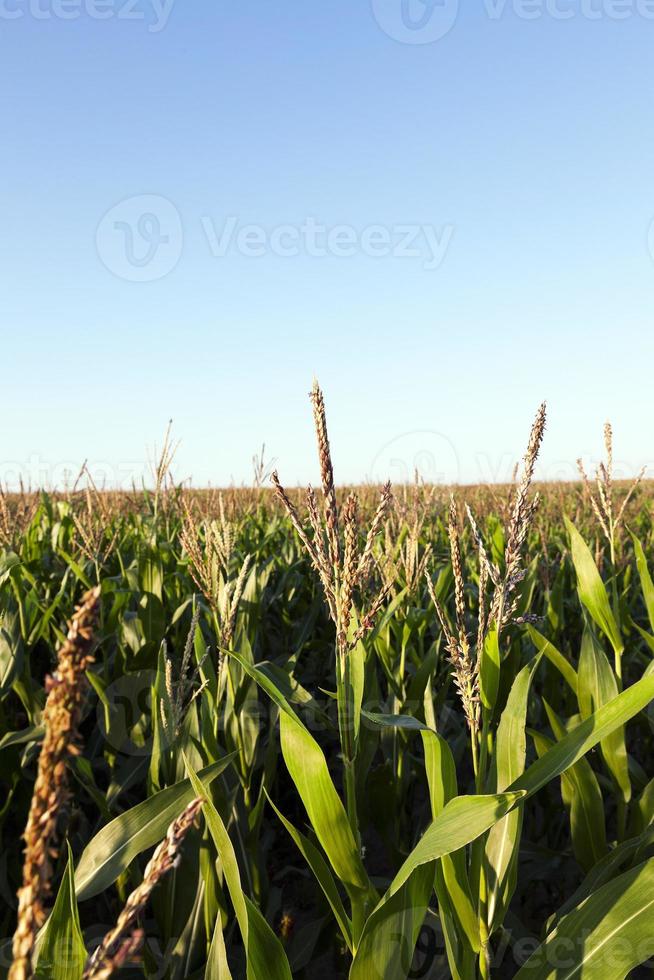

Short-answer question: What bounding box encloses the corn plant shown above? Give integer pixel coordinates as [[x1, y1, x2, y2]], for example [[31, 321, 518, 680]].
[[0, 396, 652, 979]]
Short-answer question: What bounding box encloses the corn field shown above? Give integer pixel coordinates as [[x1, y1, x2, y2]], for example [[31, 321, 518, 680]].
[[2, 385, 654, 979]]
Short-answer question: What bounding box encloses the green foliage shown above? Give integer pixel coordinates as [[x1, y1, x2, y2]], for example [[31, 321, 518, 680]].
[[1, 481, 654, 978], [34, 844, 86, 980]]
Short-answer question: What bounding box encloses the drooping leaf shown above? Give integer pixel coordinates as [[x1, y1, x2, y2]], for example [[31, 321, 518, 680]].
[[387, 792, 526, 898]]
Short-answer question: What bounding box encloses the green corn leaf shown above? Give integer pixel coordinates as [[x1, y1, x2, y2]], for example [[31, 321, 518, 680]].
[[514, 856, 654, 978], [348, 793, 524, 980], [422, 730, 480, 956], [229, 651, 371, 900], [511, 667, 654, 799], [34, 843, 86, 980], [348, 667, 654, 980], [633, 621, 654, 655], [387, 792, 526, 898], [149, 641, 174, 793], [171, 873, 209, 978], [485, 654, 541, 932], [279, 710, 370, 894], [349, 864, 434, 980], [53, 548, 93, 590], [540, 705, 607, 872], [244, 898, 292, 980], [422, 730, 457, 816], [0, 551, 21, 587], [527, 625, 578, 694], [184, 756, 292, 980], [634, 775, 654, 832], [362, 711, 431, 731], [553, 823, 654, 924], [565, 518, 623, 657], [345, 612, 366, 752], [0, 608, 24, 697], [75, 756, 235, 900], [629, 528, 654, 632], [479, 626, 500, 712], [0, 724, 44, 751], [266, 794, 353, 951], [255, 660, 331, 723], [578, 628, 630, 803], [207, 912, 233, 980], [434, 866, 477, 980]]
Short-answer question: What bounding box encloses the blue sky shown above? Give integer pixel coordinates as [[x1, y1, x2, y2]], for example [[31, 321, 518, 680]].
[[2, 1, 653, 489]]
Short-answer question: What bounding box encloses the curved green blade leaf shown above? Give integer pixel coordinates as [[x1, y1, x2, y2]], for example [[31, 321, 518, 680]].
[[349, 864, 434, 980], [554, 823, 654, 925], [629, 528, 654, 632], [75, 756, 235, 901], [348, 791, 524, 980], [485, 655, 541, 932], [578, 629, 630, 803], [527, 626, 578, 695], [365, 662, 654, 975], [266, 793, 353, 951], [515, 856, 654, 978], [184, 756, 292, 980], [422, 730, 480, 957], [565, 518, 623, 656], [229, 651, 371, 898], [388, 792, 526, 898], [540, 705, 607, 872], [35, 843, 86, 980], [511, 668, 654, 798]]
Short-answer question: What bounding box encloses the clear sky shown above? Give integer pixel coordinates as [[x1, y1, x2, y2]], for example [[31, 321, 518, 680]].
[[2, 1, 654, 489]]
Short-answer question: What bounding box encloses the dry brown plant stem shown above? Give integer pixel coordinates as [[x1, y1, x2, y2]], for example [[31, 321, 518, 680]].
[[271, 380, 393, 842], [426, 403, 546, 779], [9, 587, 101, 980], [577, 421, 646, 566], [271, 381, 393, 661], [82, 798, 203, 980]]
